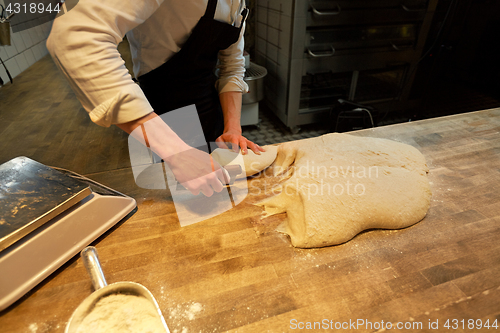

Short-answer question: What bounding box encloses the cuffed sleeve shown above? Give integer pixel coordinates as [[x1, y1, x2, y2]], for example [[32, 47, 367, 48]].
[[47, 0, 163, 126], [87, 85, 153, 127], [216, 21, 249, 94]]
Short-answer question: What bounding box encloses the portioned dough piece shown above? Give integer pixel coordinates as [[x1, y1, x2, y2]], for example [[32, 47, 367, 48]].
[[211, 145, 278, 178], [257, 133, 431, 248]]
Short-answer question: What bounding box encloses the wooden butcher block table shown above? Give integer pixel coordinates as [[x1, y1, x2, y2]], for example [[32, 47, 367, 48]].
[[1, 108, 500, 333]]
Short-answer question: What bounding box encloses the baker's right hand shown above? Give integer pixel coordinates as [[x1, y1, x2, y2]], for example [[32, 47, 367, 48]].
[[117, 112, 229, 197], [163, 147, 229, 197]]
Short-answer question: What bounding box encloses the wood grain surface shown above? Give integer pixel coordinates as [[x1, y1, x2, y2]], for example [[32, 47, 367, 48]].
[[1, 57, 500, 332]]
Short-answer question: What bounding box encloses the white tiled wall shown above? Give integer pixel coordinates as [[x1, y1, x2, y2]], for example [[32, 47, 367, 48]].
[[0, 0, 53, 85]]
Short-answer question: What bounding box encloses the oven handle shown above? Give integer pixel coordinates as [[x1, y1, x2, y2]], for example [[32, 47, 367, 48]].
[[391, 42, 402, 51], [400, 4, 427, 12], [307, 46, 336, 58], [391, 42, 412, 51], [310, 3, 341, 16]]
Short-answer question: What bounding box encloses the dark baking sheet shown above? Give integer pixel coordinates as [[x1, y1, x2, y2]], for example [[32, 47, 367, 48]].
[[0, 157, 91, 252]]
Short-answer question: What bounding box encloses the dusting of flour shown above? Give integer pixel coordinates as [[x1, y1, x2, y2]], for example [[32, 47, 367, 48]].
[[168, 302, 203, 333], [75, 294, 166, 333]]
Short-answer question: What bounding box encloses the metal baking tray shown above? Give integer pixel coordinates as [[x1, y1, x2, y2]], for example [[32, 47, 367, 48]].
[[0, 157, 91, 252], [0, 157, 137, 311]]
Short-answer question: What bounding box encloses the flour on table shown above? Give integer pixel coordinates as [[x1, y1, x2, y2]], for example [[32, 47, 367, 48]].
[[28, 323, 38, 333], [75, 294, 166, 333], [257, 133, 432, 248], [168, 302, 203, 333], [168, 302, 203, 321]]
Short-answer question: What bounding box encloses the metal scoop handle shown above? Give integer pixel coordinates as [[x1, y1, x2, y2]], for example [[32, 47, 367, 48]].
[[81, 246, 108, 291]]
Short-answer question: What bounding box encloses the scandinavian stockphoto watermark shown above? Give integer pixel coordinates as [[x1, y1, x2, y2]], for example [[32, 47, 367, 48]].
[[127, 105, 248, 227], [127, 105, 379, 225], [248, 159, 379, 200]]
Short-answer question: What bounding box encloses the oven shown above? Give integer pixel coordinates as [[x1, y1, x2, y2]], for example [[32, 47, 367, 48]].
[[255, 0, 439, 130]]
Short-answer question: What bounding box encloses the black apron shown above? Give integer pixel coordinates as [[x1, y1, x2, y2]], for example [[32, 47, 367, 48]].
[[138, 0, 248, 144]]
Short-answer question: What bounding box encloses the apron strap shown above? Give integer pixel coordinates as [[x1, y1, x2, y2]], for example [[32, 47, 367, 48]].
[[204, 0, 218, 18]]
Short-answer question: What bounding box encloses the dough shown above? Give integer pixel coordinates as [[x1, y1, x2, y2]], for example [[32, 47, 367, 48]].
[[76, 294, 166, 333], [211, 145, 278, 178], [257, 133, 431, 248]]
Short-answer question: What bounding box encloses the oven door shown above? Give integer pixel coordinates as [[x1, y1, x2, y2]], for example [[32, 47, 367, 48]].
[[299, 64, 409, 113], [306, 23, 419, 56], [307, 0, 429, 27]]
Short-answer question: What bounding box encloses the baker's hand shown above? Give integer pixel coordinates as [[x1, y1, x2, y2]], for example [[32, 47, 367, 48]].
[[216, 129, 266, 155], [163, 148, 229, 197]]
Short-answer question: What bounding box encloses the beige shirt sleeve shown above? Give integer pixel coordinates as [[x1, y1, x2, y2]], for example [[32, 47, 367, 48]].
[[216, 20, 249, 94], [47, 0, 162, 127]]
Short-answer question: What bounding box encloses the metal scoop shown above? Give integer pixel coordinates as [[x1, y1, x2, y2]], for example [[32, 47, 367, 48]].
[[65, 246, 170, 333]]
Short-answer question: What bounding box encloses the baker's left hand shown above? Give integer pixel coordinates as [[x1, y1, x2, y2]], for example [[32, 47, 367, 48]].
[[216, 129, 266, 155]]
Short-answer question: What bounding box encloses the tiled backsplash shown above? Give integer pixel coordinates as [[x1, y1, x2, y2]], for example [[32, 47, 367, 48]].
[[0, 0, 53, 85]]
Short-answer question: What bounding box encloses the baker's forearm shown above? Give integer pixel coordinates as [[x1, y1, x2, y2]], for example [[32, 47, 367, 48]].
[[116, 112, 227, 197], [219, 91, 243, 133], [116, 112, 155, 134], [116, 112, 188, 158]]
